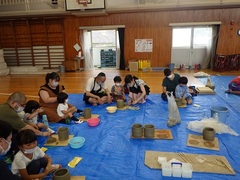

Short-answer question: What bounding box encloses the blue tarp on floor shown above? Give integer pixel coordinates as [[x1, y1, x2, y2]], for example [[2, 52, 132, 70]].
[[198, 75, 240, 114], [37, 76, 240, 180]]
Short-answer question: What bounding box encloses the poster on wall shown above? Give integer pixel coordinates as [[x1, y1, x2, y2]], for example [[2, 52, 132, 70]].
[[135, 39, 153, 52], [65, 0, 105, 11]]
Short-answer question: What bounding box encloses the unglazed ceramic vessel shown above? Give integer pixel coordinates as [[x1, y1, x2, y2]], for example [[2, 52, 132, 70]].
[[202, 127, 215, 141], [144, 124, 155, 138], [53, 168, 70, 180], [132, 124, 143, 137], [117, 99, 125, 108], [58, 127, 69, 141], [84, 108, 91, 119]]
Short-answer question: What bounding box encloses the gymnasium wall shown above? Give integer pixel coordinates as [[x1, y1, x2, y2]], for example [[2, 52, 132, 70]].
[[1, 7, 240, 68]]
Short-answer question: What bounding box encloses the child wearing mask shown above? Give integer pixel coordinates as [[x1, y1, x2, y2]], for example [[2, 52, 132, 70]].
[[111, 76, 126, 102], [57, 92, 79, 122], [11, 129, 61, 179], [175, 76, 192, 104], [0, 121, 21, 180], [22, 100, 48, 130], [161, 68, 181, 101], [124, 74, 150, 105]]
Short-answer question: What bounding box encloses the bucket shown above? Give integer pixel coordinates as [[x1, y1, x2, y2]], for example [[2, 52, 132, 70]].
[[59, 65, 65, 73], [210, 106, 230, 123], [168, 63, 175, 71]]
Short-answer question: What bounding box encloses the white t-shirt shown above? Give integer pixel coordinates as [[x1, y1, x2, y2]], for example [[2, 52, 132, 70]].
[[85, 77, 107, 92], [57, 103, 69, 117], [11, 146, 45, 175], [23, 113, 38, 124]]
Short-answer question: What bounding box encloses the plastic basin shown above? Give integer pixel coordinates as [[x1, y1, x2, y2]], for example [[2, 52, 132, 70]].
[[106, 106, 117, 113], [87, 117, 100, 127], [69, 136, 85, 149]]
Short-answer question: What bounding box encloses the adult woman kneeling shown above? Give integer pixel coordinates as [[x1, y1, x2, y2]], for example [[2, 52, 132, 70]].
[[39, 72, 76, 123]]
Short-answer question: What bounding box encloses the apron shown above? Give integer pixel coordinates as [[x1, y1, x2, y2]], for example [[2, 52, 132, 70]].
[[83, 79, 107, 102]]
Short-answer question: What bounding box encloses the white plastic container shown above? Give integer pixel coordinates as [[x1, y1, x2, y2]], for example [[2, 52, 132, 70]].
[[172, 162, 182, 177], [182, 163, 193, 178], [161, 162, 172, 177], [158, 156, 167, 165]]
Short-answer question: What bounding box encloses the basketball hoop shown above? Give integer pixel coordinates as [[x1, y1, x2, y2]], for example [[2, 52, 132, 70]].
[[76, 0, 88, 7]]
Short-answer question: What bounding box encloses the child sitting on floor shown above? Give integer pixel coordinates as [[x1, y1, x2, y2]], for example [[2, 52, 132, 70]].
[[111, 76, 126, 102], [175, 76, 192, 105], [22, 100, 48, 130], [11, 129, 61, 179], [57, 92, 79, 122]]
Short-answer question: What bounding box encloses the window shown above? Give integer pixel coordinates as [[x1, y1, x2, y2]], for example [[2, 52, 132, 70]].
[[91, 30, 116, 48], [172, 27, 212, 48]]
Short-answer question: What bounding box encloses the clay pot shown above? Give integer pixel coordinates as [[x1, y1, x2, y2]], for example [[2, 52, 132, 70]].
[[84, 108, 91, 119], [202, 127, 215, 141], [132, 124, 143, 137], [117, 99, 124, 108], [53, 168, 70, 180], [144, 124, 155, 138], [58, 127, 69, 141]]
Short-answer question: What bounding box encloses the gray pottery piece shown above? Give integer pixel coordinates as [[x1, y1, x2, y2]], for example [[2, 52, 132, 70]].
[[144, 124, 155, 138]]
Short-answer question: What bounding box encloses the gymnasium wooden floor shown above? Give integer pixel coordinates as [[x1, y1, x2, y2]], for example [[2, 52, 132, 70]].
[[0, 69, 239, 103]]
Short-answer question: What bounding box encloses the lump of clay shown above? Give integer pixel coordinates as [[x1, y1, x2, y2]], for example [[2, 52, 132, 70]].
[[205, 77, 215, 90]]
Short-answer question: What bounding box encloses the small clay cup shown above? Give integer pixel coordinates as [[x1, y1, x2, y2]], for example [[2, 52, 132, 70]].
[[53, 168, 70, 180], [117, 99, 125, 108], [84, 108, 91, 119], [58, 127, 69, 141], [144, 124, 155, 138], [132, 124, 143, 137], [202, 127, 215, 141]]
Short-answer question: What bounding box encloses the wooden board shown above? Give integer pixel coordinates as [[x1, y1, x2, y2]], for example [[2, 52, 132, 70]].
[[71, 176, 85, 180], [117, 105, 129, 110], [177, 103, 187, 108], [130, 129, 173, 140], [44, 134, 74, 146], [144, 151, 235, 175], [187, 134, 219, 151], [196, 87, 215, 94], [79, 114, 99, 121]]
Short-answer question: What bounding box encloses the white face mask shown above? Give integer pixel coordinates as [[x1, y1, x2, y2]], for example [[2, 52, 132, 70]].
[[52, 81, 59, 87], [115, 83, 121, 86], [65, 99, 69, 103], [24, 146, 37, 154], [167, 74, 173, 79], [0, 138, 11, 156], [15, 105, 24, 113]]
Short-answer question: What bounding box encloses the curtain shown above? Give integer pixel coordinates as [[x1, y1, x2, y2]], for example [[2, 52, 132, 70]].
[[201, 25, 220, 69], [83, 30, 94, 70], [118, 28, 125, 70], [116, 30, 120, 69]]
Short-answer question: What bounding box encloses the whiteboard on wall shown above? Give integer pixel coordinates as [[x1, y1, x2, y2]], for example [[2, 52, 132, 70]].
[[65, 0, 105, 11], [135, 39, 153, 52]]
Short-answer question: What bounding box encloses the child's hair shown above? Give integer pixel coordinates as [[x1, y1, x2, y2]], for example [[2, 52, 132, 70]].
[[57, 92, 68, 103], [164, 68, 171, 76], [114, 76, 122, 83], [0, 121, 12, 139], [24, 100, 40, 113], [179, 76, 188, 85], [125, 75, 138, 84], [17, 129, 37, 146]]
